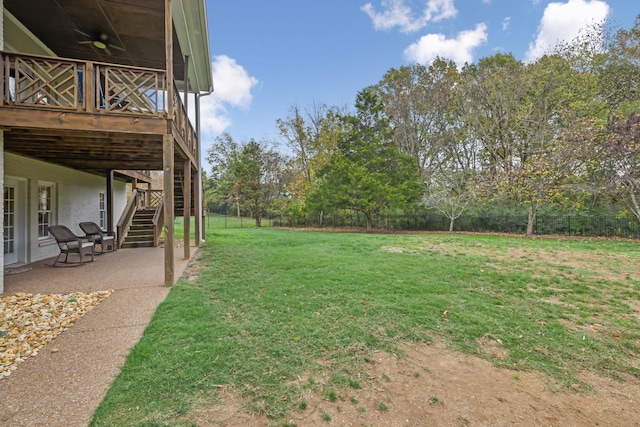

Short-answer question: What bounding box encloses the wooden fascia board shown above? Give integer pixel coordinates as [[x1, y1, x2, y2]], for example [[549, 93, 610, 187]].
[[0, 108, 167, 135]]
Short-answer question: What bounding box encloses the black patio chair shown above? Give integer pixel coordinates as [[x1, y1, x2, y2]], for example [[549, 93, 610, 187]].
[[47, 225, 95, 266], [79, 222, 116, 254]]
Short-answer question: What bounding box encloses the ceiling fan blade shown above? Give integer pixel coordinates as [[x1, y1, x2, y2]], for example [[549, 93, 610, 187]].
[[78, 41, 94, 45], [103, 46, 112, 56], [108, 43, 126, 52], [73, 28, 92, 39]]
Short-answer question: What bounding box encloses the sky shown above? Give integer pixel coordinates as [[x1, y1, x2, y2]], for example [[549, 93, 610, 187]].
[[199, 0, 638, 157]]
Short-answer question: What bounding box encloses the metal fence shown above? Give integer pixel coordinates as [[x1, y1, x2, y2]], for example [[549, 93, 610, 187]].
[[208, 209, 640, 238]]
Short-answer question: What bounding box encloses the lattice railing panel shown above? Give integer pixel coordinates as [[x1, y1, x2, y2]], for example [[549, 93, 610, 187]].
[[171, 81, 198, 159], [13, 57, 80, 109], [100, 66, 164, 115]]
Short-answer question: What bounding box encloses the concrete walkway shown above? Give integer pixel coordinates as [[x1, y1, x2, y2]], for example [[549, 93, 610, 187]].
[[0, 247, 194, 426]]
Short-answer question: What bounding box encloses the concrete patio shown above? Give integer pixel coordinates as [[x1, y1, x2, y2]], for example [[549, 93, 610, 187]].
[[0, 246, 195, 426]]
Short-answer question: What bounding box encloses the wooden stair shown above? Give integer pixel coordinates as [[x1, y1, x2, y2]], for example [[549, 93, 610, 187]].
[[174, 170, 195, 217], [121, 209, 155, 248]]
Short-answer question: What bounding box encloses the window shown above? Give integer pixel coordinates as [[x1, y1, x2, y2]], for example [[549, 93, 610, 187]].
[[99, 192, 106, 229], [38, 183, 55, 238]]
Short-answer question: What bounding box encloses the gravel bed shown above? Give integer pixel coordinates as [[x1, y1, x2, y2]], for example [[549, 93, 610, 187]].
[[0, 290, 113, 378]]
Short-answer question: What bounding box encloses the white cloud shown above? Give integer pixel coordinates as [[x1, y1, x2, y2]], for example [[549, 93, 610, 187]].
[[361, 0, 457, 33], [502, 16, 511, 31], [198, 55, 259, 136], [404, 23, 489, 68], [525, 0, 610, 62]]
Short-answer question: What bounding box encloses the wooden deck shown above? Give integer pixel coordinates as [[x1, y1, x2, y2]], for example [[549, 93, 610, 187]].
[[0, 52, 197, 173]]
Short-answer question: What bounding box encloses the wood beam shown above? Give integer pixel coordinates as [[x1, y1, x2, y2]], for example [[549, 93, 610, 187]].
[[163, 134, 174, 286], [183, 160, 191, 260], [0, 108, 166, 135]]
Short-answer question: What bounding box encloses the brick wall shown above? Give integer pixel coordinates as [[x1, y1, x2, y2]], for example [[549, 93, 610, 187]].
[[4, 153, 127, 263]]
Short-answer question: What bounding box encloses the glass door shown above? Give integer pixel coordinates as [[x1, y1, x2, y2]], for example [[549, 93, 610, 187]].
[[3, 184, 17, 265]]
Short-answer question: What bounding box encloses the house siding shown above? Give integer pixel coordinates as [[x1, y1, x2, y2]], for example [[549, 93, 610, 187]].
[[0, 0, 4, 51], [1, 130, 4, 294], [4, 153, 127, 265]]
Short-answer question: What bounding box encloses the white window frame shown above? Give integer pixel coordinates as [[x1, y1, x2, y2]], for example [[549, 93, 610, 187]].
[[99, 191, 106, 230], [37, 182, 56, 239]]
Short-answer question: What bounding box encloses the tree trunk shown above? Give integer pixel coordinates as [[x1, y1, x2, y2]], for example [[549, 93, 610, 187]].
[[526, 202, 536, 237], [236, 200, 241, 218], [365, 212, 373, 233], [319, 210, 324, 227], [255, 217, 262, 227], [449, 217, 455, 232]]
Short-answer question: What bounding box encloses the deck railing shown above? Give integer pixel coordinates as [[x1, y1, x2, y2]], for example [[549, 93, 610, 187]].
[[1, 52, 166, 115], [171, 81, 197, 155], [0, 52, 198, 159]]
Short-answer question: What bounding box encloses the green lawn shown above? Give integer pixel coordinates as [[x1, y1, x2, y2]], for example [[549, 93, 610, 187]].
[[91, 228, 640, 425], [171, 214, 265, 241]]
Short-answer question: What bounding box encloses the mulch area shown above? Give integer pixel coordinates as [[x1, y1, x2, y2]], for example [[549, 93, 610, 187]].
[[0, 290, 113, 378]]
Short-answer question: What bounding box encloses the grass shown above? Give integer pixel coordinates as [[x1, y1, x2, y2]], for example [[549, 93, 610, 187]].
[[90, 228, 640, 425], [169, 212, 259, 241]]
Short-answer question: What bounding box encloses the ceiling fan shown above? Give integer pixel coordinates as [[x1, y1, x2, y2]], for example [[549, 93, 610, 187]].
[[75, 29, 125, 56]]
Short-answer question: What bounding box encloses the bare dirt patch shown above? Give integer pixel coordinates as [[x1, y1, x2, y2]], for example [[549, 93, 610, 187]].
[[188, 340, 640, 426]]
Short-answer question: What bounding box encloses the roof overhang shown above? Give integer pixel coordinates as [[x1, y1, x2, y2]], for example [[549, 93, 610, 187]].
[[172, 0, 213, 94]]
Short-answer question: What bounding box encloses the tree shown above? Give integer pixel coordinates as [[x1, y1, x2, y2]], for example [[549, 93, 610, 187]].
[[276, 103, 343, 203], [462, 51, 603, 235], [230, 141, 285, 227], [376, 58, 461, 181], [206, 134, 286, 226], [423, 168, 475, 232], [309, 89, 422, 232], [206, 133, 243, 215], [604, 113, 640, 222]]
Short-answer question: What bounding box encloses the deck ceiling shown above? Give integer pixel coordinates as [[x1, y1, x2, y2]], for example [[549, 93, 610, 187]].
[[4, 0, 186, 81], [4, 128, 166, 173]]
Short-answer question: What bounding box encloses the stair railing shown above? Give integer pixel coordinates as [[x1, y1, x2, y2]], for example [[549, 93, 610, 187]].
[[116, 188, 139, 248], [152, 198, 165, 247]]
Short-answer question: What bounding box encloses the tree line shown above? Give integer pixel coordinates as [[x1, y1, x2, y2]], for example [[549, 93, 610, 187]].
[[205, 17, 640, 235]]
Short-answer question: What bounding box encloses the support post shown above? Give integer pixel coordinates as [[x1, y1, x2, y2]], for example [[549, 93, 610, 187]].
[[106, 169, 114, 233], [194, 172, 201, 246], [163, 134, 175, 286], [183, 160, 191, 260], [196, 93, 205, 242], [85, 62, 95, 113], [165, 0, 174, 120], [183, 55, 189, 115]]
